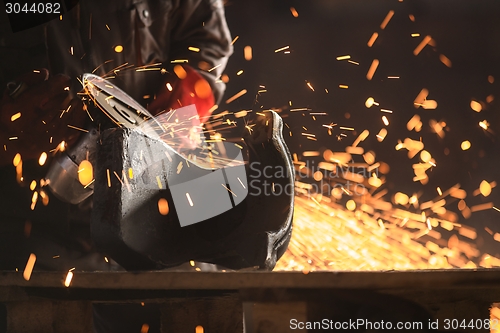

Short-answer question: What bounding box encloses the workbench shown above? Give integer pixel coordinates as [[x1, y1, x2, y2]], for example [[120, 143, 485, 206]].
[[1, 269, 499, 332]]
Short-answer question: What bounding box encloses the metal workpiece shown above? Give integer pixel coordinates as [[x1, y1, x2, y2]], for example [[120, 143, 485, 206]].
[[91, 110, 294, 271]]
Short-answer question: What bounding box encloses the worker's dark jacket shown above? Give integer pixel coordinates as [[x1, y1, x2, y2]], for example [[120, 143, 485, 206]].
[[0, 0, 233, 271], [0, 0, 232, 101]]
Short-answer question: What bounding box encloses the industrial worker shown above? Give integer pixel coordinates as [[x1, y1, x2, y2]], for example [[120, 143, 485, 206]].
[[0, 0, 232, 331]]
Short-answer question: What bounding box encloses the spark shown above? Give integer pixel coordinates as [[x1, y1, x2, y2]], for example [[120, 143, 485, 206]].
[[411, 33, 420, 37], [380, 109, 393, 113], [290, 7, 299, 17], [135, 67, 161, 72], [470, 202, 494, 212], [244, 46, 252, 61], [106, 169, 111, 188], [231, 36, 239, 45], [339, 126, 354, 131], [208, 104, 219, 114], [23, 253, 36, 281], [461, 141, 471, 150], [173, 65, 187, 79], [387, 76, 400, 79], [365, 97, 376, 108], [188, 46, 200, 52], [367, 32, 378, 47], [91, 59, 113, 74], [275, 46, 290, 53], [222, 184, 237, 197], [352, 130, 369, 147], [236, 70, 243, 75], [64, 271, 73, 287], [380, 10, 394, 29], [348, 60, 360, 65], [114, 45, 123, 53], [207, 64, 222, 72], [366, 59, 379, 80], [67, 125, 89, 133], [11, 112, 21, 121], [38, 152, 47, 166], [439, 54, 452, 68], [158, 198, 170, 215], [60, 103, 72, 118], [479, 180, 492, 197], [336, 55, 350, 61], [171, 59, 189, 63], [377, 128, 387, 142], [426, 218, 432, 230], [306, 82, 315, 91], [382, 116, 389, 126], [479, 120, 489, 130], [226, 89, 247, 104], [227, 111, 245, 120], [470, 100, 482, 112], [237, 177, 246, 189], [346, 200, 356, 211], [413, 35, 432, 56], [186, 193, 194, 206], [413, 88, 429, 108], [339, 85, 348, 89], [113, 171, 127, 186]]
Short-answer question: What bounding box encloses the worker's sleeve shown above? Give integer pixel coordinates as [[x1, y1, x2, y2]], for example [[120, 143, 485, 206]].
[[168, 0, 233, 104]]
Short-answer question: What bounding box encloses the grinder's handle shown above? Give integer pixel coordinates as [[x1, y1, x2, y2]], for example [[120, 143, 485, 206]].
[[45, 127, 99, 204]]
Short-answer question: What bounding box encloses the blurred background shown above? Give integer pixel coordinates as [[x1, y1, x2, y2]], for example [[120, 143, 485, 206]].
[[222, 0, 500, 268]]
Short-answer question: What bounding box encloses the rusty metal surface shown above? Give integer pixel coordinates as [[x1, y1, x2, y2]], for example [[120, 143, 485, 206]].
[[1, 270, 499, 333], [1, 269, 500, 291]]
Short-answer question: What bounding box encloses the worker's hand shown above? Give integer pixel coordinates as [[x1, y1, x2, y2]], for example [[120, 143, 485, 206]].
[[148, 65, 215, 121], [148, 65, 216, 151], [0, 69, 85, 166]]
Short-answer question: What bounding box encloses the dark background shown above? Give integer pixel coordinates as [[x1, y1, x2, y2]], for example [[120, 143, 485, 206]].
[[223, 0, 500, 257]]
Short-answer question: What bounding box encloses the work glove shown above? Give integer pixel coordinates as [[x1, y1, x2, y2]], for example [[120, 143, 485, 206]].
[[148, 65, 216, 151], [148, 65, 215, 121]]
